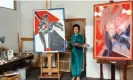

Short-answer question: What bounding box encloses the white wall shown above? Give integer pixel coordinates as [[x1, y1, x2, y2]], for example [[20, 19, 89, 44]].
[[19, 1, 45, 37], [18, 0, 121, 79], [0, 7, 18, 52]]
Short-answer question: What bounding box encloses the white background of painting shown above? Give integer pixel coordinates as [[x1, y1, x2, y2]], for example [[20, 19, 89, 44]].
[[34, 9, 65, 52]]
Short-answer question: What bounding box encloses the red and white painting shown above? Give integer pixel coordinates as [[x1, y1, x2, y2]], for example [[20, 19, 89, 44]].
[[34, 8, 65, 53], [94, 1, 132, 60]]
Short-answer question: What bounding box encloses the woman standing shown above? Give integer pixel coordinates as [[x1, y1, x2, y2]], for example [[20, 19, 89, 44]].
[[67, 24, 84, 80]]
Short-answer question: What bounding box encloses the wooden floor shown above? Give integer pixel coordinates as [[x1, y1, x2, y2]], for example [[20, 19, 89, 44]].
[[26, 68, 108, 80]]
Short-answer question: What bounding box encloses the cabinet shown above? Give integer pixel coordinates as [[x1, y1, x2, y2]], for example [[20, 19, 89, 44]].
[[59, 51, 71, 72], [59, 18, 86, 72]]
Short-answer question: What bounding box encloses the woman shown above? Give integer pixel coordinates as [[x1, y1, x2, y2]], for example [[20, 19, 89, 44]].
[[67, 24, 84, 80]]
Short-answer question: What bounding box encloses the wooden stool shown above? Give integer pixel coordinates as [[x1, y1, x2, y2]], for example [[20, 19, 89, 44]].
[[40, 53, 60, 80]]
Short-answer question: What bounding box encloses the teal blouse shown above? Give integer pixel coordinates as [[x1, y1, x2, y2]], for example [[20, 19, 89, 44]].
[[67, 33, 84, 55]]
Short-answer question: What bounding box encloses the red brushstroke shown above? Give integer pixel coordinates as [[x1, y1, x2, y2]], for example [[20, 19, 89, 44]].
[[96, 21, 105, 56], [34, 11, 59, 35], [122, 3, 130, 10], [112, 5, 119, 14]]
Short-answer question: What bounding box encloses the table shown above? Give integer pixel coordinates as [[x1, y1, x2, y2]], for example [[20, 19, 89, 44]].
[[0, 53, 34, 74]]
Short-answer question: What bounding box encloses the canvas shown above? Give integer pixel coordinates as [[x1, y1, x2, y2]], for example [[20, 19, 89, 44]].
[[94, 1, 132, 60], [33, 8, 65, 53]]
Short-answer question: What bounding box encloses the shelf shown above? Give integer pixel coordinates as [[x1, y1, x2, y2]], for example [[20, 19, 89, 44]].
[[127, 65, 133, 68], [59, 69, 70, 72], [59, 61, 69, 63], [59, 62, 69, 72], [59, 53, 70, 61]]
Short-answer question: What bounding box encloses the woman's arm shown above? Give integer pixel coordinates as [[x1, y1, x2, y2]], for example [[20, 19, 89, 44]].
[[66, 36, 73, 48]]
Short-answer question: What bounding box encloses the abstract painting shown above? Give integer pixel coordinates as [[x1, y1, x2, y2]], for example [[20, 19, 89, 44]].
[[94, 1, 132, 60], [33, 8, 65, 53]]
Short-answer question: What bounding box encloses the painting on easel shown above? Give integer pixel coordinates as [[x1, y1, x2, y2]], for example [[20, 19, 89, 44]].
[[94, 1, 132, 60], [33, 8, 65, 53]]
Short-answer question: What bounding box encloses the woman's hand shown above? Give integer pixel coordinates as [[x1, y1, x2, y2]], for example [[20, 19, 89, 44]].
[[74, 43, 80, 47]]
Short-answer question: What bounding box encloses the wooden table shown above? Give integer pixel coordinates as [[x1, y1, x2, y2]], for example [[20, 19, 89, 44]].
[[0, 53, 34, 74]]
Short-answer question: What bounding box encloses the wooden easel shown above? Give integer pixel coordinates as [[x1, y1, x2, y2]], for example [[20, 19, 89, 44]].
[[39, 0, 60, 79], [40, 53, 60, 79], [98, 60, 127, 80]]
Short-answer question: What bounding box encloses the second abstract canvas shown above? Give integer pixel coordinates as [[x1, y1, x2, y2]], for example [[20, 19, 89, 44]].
[[94, 1, 132, 60], [34, 8, 65, 53]]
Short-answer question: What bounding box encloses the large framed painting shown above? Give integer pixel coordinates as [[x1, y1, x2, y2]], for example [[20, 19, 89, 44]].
[[33, 8, 65, 53], [94, 1, 133, 60]]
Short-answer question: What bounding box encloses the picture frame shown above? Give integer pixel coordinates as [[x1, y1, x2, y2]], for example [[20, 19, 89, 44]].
[[94, 1, 133, 60], [33, 8, 66, 53]]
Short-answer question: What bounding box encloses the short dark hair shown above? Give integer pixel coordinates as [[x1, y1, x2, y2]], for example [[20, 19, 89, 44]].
[[72, 24, 80, 32]]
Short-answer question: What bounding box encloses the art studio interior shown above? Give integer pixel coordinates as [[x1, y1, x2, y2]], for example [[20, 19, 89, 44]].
[[0, 0, 132, 80]]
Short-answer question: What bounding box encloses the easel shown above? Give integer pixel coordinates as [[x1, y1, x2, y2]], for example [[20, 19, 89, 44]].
[[98, 60, 126, 80], [40, 53, 60, 80], [39, 0, 60, 79]]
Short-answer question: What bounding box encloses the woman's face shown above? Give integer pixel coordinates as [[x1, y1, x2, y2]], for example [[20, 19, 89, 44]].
[[74, 27, 79, 34]]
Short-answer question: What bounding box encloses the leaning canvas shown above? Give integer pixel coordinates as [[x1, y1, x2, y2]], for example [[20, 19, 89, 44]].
[[94, 1, 132, 60], [33, 8, 65, 53]]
